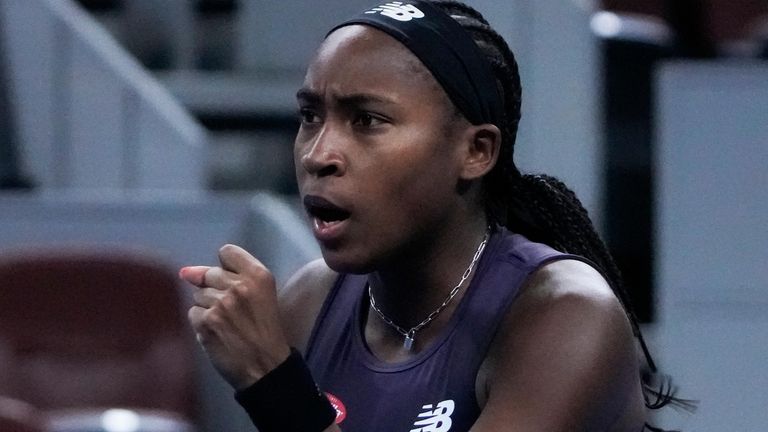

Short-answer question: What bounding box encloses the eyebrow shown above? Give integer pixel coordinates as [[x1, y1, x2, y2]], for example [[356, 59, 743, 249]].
[[296, 88, 397, 108], [296, 88, 321, 105]]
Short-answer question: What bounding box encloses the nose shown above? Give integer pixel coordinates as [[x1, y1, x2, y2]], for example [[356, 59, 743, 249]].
[[299, 125, 347, 177]]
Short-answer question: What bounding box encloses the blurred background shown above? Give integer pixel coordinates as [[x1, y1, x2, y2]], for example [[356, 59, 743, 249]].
[[0, 0, 765, 431]]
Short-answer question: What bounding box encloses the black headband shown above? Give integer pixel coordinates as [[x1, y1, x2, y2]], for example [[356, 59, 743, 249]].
[[328, 0, 503, 126]]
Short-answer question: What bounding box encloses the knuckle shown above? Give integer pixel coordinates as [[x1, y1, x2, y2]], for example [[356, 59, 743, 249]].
[[248, 264, 275, 285], [202, 267, 212, 285], [230, 281, 250, 298], [188, 306, 205, 328], [192, 289, 205, 304], [219, 292, 239, 310], [201, 309, 225, 332]]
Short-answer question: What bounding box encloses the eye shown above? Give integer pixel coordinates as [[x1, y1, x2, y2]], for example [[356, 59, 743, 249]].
[[298, 108, 321, 124], [352, 112, 385, 128]]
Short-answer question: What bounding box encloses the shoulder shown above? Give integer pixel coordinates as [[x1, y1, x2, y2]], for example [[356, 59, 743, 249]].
[[515, 258, 626, 325], [491, 258, 630, 352], [475, 259, 645, 431], [277, 258, 338, 354], [507, 260, 640, 376]]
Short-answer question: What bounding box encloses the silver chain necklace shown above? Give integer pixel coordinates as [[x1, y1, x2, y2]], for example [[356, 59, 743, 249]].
[[368, 228, 491, 351]]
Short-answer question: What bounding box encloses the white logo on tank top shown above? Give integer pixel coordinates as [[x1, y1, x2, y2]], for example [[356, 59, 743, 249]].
[[409, 399, 455, 432], [365, 2, 425, 22]]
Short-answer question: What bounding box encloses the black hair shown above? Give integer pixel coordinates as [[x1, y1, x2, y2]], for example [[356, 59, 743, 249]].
[[428, 0, 695, 429]]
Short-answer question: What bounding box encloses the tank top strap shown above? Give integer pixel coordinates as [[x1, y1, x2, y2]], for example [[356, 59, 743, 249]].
[[305, 272, 367, 361], [447, 227, 583, 367]]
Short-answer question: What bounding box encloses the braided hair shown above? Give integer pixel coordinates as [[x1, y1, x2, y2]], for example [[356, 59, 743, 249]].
[[428, 0, 691, 425]]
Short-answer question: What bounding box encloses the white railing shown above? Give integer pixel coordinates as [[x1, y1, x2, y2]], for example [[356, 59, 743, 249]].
[[0, 0, 206, 190]]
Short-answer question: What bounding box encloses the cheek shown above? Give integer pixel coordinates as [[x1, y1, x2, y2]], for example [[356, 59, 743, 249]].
[[292, 147, 302, 179], [378, 144, 458, 215], [399, 167, 453, 212], [293, 139, 309, 186]]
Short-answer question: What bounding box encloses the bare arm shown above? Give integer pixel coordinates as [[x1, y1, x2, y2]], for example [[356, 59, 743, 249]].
[[472, 260, 646, 432], [279, 259, 343, 431], [277, 258, 338, 354]]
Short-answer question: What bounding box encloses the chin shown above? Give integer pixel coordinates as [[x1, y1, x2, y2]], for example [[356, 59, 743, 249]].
[[320, 247, 376, 275]]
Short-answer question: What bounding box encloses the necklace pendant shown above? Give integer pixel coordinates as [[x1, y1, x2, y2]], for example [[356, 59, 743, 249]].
[[403, 333, 415, 350]]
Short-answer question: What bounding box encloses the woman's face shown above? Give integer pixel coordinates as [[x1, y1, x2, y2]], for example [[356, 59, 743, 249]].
[[295, 25, 469, 273]]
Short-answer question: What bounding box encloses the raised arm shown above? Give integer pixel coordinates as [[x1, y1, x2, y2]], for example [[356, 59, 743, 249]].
[[180, 245, 341, 431], [181, 244, 291, 389], [277, 257, 338, 354]]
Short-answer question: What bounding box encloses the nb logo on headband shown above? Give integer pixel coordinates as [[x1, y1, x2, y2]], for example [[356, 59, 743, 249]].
[[365, 2, 425, 22]]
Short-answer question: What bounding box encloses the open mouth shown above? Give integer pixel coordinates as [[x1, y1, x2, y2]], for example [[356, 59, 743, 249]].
[[303, 195, 351, 225]]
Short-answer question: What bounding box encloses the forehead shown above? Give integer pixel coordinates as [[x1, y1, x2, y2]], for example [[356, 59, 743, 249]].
[[302, 25, 445, 104]]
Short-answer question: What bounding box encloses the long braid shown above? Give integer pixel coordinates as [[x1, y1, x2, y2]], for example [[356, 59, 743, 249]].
[[429, 0, 689, 421]]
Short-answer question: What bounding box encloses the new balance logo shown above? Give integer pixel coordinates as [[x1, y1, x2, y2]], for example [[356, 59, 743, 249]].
[[409, 399, 455, 432], [365, 2, 425, 22]]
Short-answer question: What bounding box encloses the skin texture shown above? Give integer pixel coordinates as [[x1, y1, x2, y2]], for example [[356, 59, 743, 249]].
[[181, 25, 646, 432]]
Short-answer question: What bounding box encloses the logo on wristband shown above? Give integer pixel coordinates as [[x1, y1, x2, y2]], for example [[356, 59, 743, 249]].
[[325, 392, 347, 424]]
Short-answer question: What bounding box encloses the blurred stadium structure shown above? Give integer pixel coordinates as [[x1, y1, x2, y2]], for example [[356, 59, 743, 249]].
[[0, 0, 766, 431]]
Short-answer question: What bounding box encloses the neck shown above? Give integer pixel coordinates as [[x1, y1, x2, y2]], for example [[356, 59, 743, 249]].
[[367, 215, 490, 334]]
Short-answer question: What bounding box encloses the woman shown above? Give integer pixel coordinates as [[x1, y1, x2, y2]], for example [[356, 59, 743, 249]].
[[180, 1, 680, 431]]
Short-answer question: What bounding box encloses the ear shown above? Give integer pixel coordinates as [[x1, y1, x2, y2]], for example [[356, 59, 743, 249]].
[[458, 123, 501, 180]]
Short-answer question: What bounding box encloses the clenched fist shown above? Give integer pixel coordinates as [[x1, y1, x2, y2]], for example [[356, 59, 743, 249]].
[[180, 244, 291, 390]]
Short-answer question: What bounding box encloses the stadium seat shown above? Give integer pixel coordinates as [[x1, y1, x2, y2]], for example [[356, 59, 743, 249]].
[[0, 395, 46, 432], [0, 248, 198, 431]]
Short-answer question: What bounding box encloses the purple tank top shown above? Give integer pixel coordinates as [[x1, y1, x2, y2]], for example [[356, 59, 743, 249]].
[[305, 228, 579, 431]]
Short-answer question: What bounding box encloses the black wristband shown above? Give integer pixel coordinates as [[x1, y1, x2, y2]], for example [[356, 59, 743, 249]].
[[234, 348, 337, 432]]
